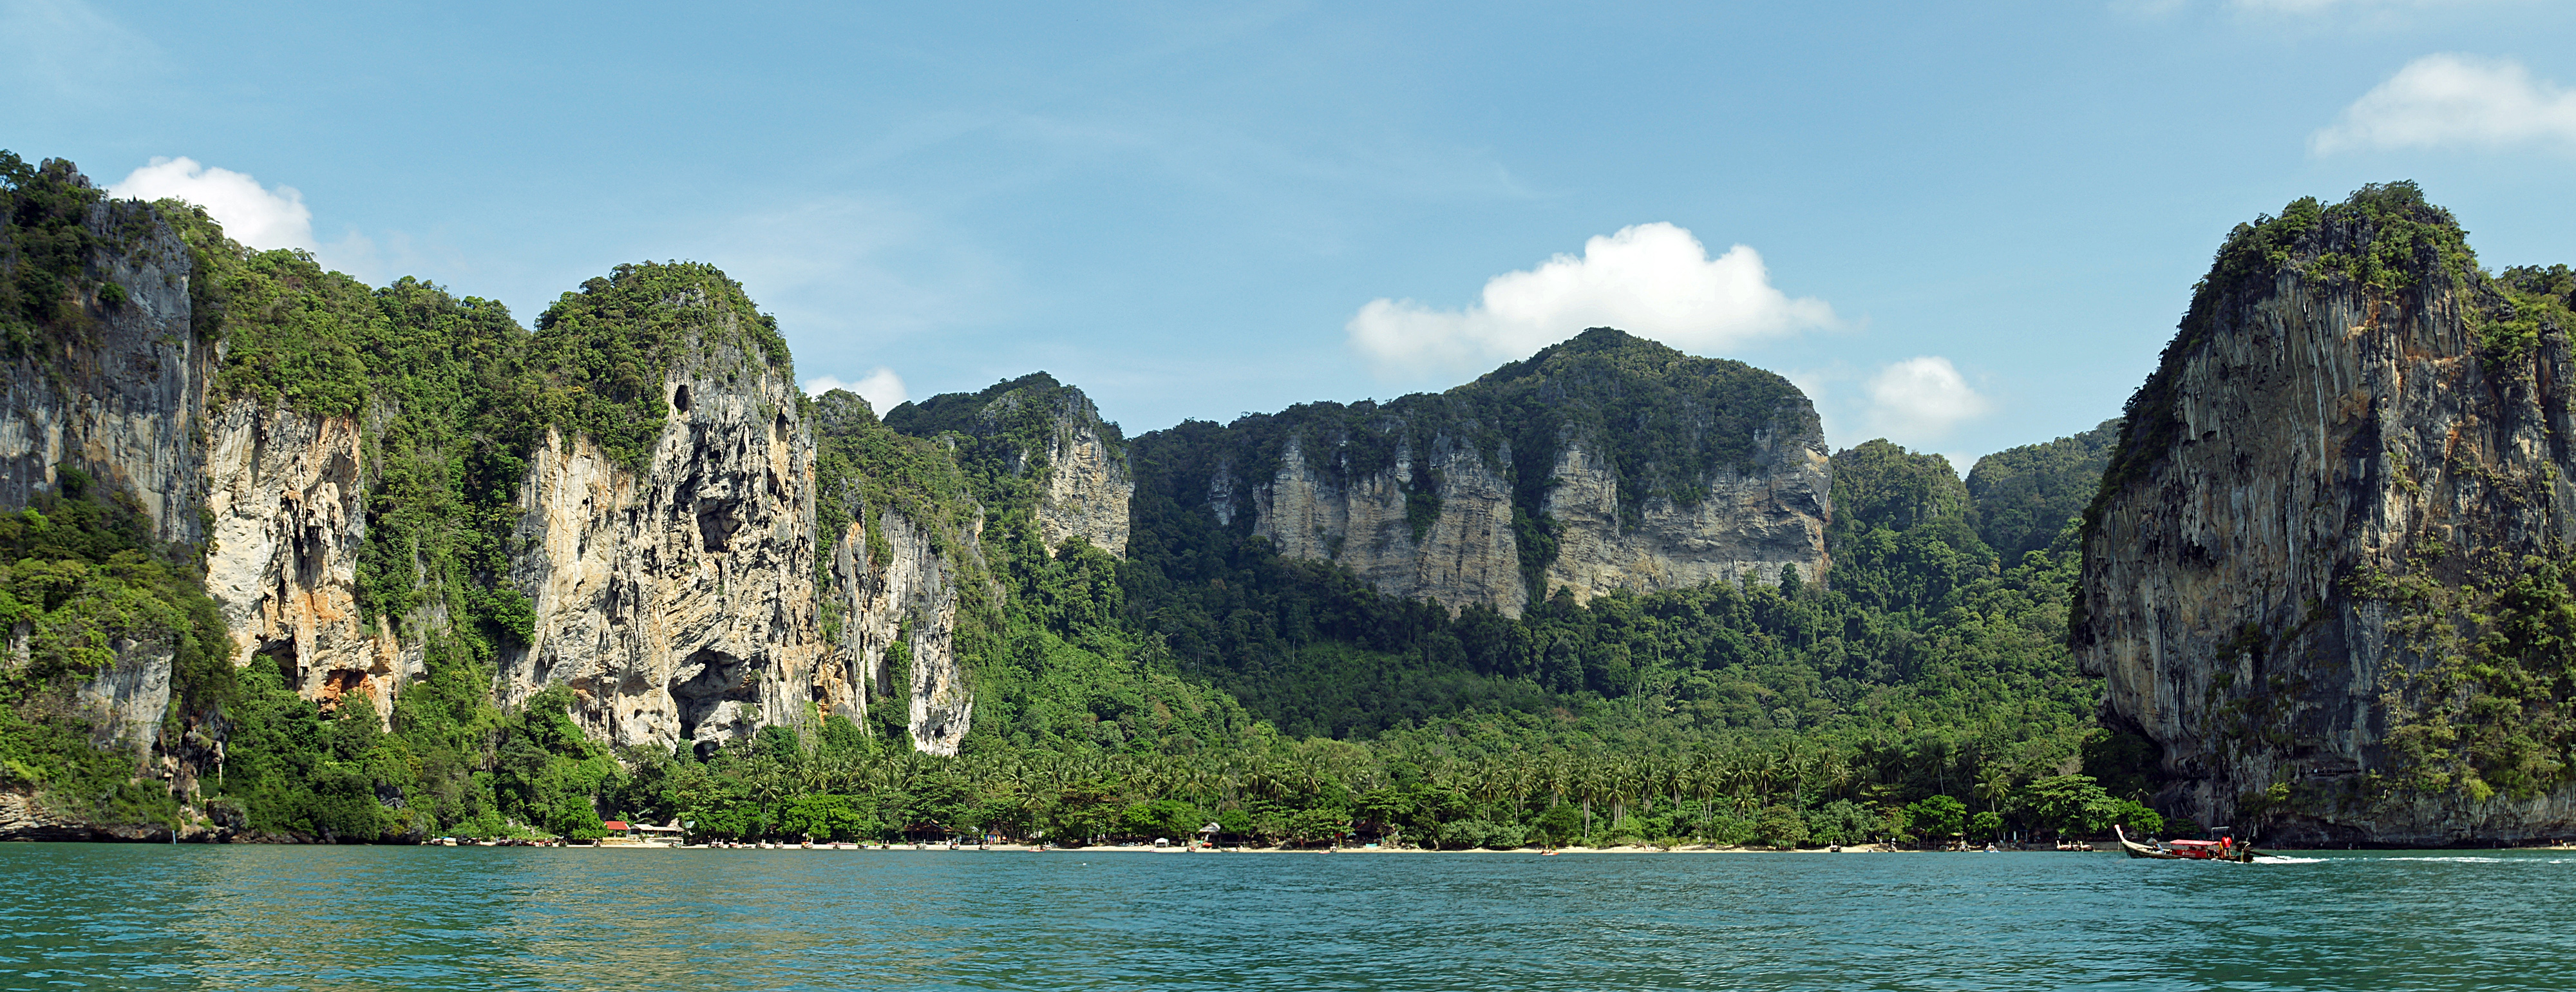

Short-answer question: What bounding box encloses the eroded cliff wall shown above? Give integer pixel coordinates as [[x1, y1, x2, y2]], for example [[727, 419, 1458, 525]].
[[507, 350, 820, 754], [818, 513, 972, 754], [1250, 434, 1526, 613], [1175, 329, 1832, 617], [1029, 393, 1130, 557], [0, 200, 208, 548], [1539, 435, 1830, 604], [2, 198, 846, 770], [2077, 186, 2576, 846], [201, 401, 397, 717], [813, 389, 996, 756], [0, 198, 213, 761], [884, 372, 1131, 557]]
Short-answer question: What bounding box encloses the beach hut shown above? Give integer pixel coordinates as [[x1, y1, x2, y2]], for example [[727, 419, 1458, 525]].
[[634, 823, 683, 846]]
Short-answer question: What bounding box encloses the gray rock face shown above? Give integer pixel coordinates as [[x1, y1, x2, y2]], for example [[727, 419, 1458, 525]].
[[1238, 413, 1831, 617], [866, 376, 1135, 750], [0, 202, 213, 757], [2076, 196, 2576, 846], [1251, 435, 1527, 614], [819, 511, 975, 756], [0, 201, 209, 547], [0, 202, 401, 734], [5, 195, 1019, 814], [895, 376, 1132, 557], [1540, 434, 1831, 604], [507, 362, 822, 754], [70, 638, 173, 756], [1030, 397, 1130, 557]]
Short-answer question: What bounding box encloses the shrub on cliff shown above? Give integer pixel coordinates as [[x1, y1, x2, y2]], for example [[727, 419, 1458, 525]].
[[0, 468, 230, 828]]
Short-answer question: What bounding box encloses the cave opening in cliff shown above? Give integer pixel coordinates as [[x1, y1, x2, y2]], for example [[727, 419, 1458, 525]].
[[669, 646, 753, 742], [255, 640, 299, 690], [672, 384, 691, 414], [697, 500, 740, 553]]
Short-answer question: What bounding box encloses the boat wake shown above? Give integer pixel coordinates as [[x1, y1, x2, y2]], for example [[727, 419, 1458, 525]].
[[2250, 855, 2322, 864]]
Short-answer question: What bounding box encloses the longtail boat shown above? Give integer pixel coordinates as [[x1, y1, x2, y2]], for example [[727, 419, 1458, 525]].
[[2116, 825, 2257, 862]]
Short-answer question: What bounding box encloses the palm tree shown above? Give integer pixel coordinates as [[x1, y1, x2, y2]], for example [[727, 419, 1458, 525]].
[[1576, 757, 1611, 844], [1686, 756, 1721, 838], [1975, 765, 2015, 819], [1779, 741, 1817, 810]]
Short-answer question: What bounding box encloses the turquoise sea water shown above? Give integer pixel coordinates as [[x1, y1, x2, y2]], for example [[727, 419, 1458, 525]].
[[2, 844, 2569, 991]]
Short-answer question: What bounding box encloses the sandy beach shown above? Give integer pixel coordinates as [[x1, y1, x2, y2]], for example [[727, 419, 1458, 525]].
[[598, 841, 1977, 854]]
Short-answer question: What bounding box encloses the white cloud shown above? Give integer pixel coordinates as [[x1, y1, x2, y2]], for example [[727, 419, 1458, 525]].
[[107, 157, 318, 252], [1345, 222, 1836, 376], [804, 368, 909, 415], [1862, 356, 1991, 444], [2313, 54, 2576, 153]]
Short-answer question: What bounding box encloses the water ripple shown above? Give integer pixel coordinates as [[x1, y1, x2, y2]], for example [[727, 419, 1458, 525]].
[[1, 846, 2569, 991]]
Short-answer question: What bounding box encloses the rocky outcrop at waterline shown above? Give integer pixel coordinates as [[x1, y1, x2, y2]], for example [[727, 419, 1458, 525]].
[[2076, 184, 2576, 846]]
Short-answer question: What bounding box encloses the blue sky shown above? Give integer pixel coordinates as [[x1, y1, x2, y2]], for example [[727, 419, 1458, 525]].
[[8, 0, 2573, 469]]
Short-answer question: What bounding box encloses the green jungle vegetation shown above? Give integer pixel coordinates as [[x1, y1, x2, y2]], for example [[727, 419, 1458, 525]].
[[6, 152, 2155, 848], [1965, 419, 2119, 563]]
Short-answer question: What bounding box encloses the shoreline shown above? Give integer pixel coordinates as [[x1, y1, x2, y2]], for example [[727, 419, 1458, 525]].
[[569, 842, 2085, 855]]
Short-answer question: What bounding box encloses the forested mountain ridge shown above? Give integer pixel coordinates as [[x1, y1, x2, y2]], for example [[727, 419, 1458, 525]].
[[1104, 329, 1832, 618], [1968, 419, 2119, 562], [6, 149, 2141, 848]]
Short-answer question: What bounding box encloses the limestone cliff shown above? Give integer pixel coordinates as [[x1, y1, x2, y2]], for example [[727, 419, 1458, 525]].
[[2076, 184, 2576, 846], [201, 401, 396, 717], [1539, 434, 1831, 604], [0, 187, 840, 781], [884, 372, 1131, 556], [1250, 434, 1526, 613], [3, 160, 1097, 841], [0, 198, 209, 548], [812, 389, 991, 756], [1025, 390, 1131, 557], [0, 196, 213, 765], [1159, 329, 1830, 616], [822, 512, 973, 754], [506, 299, 821, 754]]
